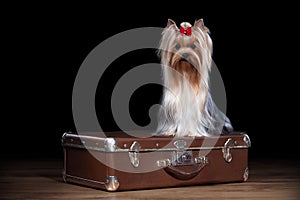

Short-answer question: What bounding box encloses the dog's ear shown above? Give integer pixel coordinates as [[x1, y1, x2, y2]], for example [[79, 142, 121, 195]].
[[194, 19, 210, 33], [166, 19, 178, 30]]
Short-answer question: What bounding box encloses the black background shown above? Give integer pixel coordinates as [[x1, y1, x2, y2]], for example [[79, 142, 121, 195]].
[[2, 3, 298, 161]]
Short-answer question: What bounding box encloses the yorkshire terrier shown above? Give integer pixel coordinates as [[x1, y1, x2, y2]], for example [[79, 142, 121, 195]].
[[156, 19, 233, 137]]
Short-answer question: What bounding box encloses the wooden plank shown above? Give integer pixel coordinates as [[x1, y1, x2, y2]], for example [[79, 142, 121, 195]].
[[0, 159, 299, 199]]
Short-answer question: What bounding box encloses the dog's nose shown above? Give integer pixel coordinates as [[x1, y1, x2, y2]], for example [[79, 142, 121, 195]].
[[182, 53, 189, 59]]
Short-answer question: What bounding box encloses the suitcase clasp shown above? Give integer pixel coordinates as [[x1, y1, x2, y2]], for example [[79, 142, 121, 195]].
[[129, 141, 141, 167], [172, 140, 208, 166], [157, 140, 208, 180], [173, 140, 193, 166], [173, 150, 194, 166], [157, 140, 208, 169], [222, 138, 235, 163]]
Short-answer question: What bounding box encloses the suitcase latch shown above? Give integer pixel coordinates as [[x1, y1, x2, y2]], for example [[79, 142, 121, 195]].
[[157, 140, 208, 168], [129, 141, 141, 168], [173, 140, 194, 166], [223, 138, 235, 163]]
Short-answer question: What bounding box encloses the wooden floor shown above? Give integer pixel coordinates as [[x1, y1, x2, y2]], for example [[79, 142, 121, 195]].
[[0, 158, 299, 200]]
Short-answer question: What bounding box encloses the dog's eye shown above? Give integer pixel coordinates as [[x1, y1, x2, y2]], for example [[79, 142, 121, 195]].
[[191, 44, 196, 49], [175, 43, 180, 50]]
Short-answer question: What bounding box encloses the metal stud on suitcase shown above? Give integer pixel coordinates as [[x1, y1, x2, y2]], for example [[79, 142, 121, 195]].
[[62, 131, 251, 191]]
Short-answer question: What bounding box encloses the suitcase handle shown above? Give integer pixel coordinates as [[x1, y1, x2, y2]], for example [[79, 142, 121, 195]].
[[164, 157, 208, 180], [164, 162, 207, 180]]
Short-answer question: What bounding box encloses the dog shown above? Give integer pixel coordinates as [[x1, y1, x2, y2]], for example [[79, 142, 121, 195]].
[[156, 19, 233, 137]]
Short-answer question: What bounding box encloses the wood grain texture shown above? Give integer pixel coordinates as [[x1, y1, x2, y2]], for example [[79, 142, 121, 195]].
[[0, 158, 299, 200]]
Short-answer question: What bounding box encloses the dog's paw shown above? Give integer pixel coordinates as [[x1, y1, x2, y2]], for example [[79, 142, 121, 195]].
[[159, 131, 176, 136]]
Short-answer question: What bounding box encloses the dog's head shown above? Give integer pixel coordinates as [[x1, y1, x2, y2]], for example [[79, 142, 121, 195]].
[[158, 19, 212, 79], [158, 19, 212, 93]]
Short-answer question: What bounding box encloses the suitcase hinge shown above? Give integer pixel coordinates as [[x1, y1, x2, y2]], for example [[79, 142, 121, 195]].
[[104, 138, 117, 152], [129, 141, 141, 167]]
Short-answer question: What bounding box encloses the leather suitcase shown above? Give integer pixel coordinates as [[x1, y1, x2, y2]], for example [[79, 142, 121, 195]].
[[62, 131, 251, 191]]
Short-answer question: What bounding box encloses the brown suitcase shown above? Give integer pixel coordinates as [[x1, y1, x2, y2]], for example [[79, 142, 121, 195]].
[[62, 131, 251, 191]]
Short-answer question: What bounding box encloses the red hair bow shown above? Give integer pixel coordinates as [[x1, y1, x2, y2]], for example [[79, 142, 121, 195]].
[[180, 26, 192, 36]]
